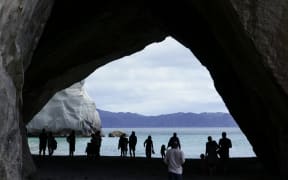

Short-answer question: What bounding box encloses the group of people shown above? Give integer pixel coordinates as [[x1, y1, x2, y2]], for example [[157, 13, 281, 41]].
[[164, 133, 185, 180], [39, 128, 103, 158], [86, 130, 102, 158], [162, 131, 232, 179], [117, 132, 182, 160], [38, 129, 231, 179], [117, 131, 185, 180], [38, 128, 77, 157], [38, 128, 58, 156], [118, 131, 137, 157], [202, 132, 232, 176]]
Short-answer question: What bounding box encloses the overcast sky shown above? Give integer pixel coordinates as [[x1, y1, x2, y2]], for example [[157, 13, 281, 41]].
[[84, 37, 228, 115]]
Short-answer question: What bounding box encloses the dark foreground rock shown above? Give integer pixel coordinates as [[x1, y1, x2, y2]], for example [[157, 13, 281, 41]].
[[33, 156, 278, 180]]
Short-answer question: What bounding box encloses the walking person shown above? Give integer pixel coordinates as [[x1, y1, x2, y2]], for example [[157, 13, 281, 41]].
[[67, 130, 76, 156], [39, 128, 48, 157], [144, 135, 154, 159], [205, 136, 219, 176], [129, 131, 137, 158], [164, 140, 185, 180], [218, 132, 232, 174]]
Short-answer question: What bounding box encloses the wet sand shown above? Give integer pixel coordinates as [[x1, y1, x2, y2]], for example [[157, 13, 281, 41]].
[[33, 155, 278, 180]]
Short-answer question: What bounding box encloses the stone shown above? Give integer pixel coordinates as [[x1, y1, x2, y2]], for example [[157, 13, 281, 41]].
[[26, 81, 101, 136], [108, 131, 127, 138]]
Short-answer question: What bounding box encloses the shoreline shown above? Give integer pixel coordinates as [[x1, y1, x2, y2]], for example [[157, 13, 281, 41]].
[[32, 155, 278, 180]]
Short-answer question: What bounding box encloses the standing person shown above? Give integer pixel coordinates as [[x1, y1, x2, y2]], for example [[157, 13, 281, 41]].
[[168, 132, 181, 149], [67, 130, 76, 156], [218, 132, 232, 174], [129, 131, 137, 158], [86, 134, 95, 157], [161, 144, 166, 159], [86, 133, 98, 157], [94, 130, 102, 158], [47, 132, 57, 156], [205, 136, 219, 176], [39, 128, 48, 156], [164, 140, 185, 180], [118, 134, 128, 157], [143, 135, 154, 159]]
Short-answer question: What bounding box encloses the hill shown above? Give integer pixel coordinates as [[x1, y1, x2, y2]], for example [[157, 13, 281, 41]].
[[97, 109, 238, 128]]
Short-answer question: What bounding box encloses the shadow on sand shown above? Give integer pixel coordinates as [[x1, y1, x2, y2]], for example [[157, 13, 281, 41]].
[[33, 156, 278, 180]]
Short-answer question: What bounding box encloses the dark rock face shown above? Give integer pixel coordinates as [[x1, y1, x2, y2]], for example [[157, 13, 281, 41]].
[[0, 0, 53, 179], [1, 0, 288, 179]]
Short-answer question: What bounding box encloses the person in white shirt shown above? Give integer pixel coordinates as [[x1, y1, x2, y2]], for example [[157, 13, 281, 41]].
[[164, 140, 185, 180]]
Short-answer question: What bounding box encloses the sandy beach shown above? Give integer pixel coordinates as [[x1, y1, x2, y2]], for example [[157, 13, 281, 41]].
[[32, 155, 278, 180]]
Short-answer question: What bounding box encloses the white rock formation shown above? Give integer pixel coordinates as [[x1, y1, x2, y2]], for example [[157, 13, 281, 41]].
[[27, 81, 101, 136]]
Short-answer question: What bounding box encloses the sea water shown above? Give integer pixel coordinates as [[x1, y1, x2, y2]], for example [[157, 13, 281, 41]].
[[28, 127, 255, 158]]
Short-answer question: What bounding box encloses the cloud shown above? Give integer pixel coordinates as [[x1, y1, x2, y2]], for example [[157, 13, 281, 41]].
[[84, 37, 228, 115]]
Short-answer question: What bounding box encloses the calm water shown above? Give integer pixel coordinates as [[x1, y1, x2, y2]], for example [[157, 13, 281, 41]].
[[28, 127, 255, 158]]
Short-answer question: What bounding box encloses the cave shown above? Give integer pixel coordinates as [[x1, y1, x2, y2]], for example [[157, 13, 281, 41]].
[[1, 0, 288, 179]]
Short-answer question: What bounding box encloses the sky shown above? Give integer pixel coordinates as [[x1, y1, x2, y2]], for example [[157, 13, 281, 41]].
[[84, 37, 228, 115]]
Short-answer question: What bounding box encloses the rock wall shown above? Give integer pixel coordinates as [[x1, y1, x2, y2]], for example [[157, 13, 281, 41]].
[[148, 1, 288, 174], [231, 0, 288, 88], [27, 81, 101, 136], [0, 58, 21, 179], [229, 0, 288, 173], [0, 0, 54, 179]]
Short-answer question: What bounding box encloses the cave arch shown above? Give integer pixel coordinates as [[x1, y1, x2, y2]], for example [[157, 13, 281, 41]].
[[84, 36, 229, 115], [22, 0, 288, 177]]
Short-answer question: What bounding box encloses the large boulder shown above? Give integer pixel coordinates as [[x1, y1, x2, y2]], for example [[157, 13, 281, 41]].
[[26, 81, 101, 136]]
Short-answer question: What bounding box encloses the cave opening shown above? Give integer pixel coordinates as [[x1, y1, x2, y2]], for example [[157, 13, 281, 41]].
[[27, 37, 255, 159], [1, 0, 288, 179]]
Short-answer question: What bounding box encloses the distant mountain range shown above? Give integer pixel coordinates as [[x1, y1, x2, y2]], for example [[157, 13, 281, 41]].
[[97, 109, 238, 128]]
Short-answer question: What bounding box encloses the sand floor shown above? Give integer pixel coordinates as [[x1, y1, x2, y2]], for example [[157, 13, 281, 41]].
[[32, 156, 278, 180]]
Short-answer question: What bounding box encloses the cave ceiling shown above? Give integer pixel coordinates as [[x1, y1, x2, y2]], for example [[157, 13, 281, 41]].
[[23, 0, 288, 173]]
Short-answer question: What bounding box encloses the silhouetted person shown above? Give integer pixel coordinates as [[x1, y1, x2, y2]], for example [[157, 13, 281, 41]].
[[47, 132, 57, 156], [200, 153, 208, 175], [205, 136, 219, 176], [161, 144, 166, 159], [86, 131, 102, 158], [86, 134, 95, 157], [129, 131, 137, 158], [39, 128, 48, 156], [118, 134, 128, 157], [67, 130, 76, 156], [168, 132, 181, 149], [164, 140, 185, 180], [218, 132, 232, 174], [94, 131, 102, 158], [85, 134, 96, 157], [144, 135, 154, 159]]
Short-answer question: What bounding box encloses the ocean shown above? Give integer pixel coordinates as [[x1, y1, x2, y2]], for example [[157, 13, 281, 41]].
[[28, 127, 255, 158]]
